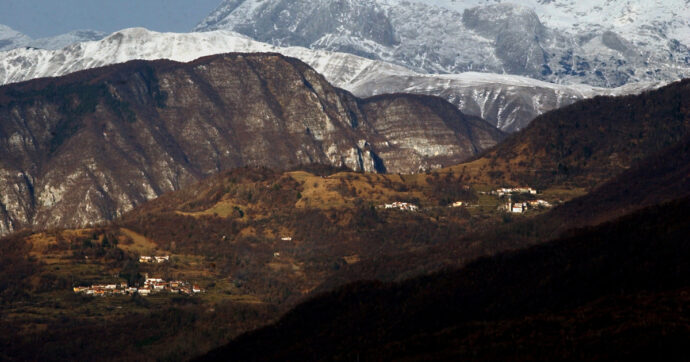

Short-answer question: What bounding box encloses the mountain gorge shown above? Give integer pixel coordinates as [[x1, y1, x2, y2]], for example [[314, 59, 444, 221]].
[[0, 53, 502, 236]]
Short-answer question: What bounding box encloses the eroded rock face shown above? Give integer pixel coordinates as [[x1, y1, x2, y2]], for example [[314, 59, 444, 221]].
[[0, 53, 503, 235]]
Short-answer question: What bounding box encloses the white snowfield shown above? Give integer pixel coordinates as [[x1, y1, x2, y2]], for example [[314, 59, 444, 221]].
[[0, 28, 408, 91], [0, 24, 106, 51], [194, 0, 690, 88], [0, 28, 665, 131], [422, 0, 690, 41]]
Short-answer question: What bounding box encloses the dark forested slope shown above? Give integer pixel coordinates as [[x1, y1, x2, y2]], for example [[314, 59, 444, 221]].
[[457, 78, 690, 188], [203, 196, 690, 361]]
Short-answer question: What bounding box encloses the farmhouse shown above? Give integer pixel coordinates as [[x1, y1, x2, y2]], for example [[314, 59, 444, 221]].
[[502, 199, 552, 213], [380, 201, 419, 212], [140, 255, 170, 263], [154, 256, 170, 263], [511, 203, 526, 213], [528, 199, 552, 208], [493, 187, 538, 197], [139, 256, 153, 263]]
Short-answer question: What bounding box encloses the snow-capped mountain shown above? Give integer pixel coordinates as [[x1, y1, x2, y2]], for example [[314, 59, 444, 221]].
[[27, 30, 107, 50], [0, 25, 31, 51], [0, 28, 411, 87], [348, 71, 660, 132], [195, 0, 690, 87], [0, 24, 106, 51], [0, 27, 661, 131]]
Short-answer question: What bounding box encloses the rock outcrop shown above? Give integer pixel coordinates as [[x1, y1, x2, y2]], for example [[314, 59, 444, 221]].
[[0, 53, 503, 235]]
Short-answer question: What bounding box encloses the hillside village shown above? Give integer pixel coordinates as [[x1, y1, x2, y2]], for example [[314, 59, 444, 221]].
[[74, 253, 204, 297], [74, 274, 203, 297], [492, 187, 553, 213], [379, 201, 419, 212]]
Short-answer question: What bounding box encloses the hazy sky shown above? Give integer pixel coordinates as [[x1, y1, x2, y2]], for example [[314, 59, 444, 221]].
[[0, 0, 222, 38]]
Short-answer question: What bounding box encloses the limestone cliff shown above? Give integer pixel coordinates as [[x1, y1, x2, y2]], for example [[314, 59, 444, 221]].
[[0, 53, 503, 235]]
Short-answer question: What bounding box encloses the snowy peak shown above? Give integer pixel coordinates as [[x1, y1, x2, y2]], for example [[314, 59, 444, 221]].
[[0, 24, 31, 51], [195, 0, 690, 87], [0, 23, 107, 51], [28, 29, 107, 50], [0, 27, 662, 132], [195, 0, 398, 59]]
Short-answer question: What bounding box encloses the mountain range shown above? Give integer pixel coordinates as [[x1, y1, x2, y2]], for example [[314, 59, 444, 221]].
[[1, 1, 689, 360], [195, 0, 690, 87], [4, 73, 689, 360], [0, 24, 106, 51], [1, 0, 687, 131], [0, 53, 501, 236], [0, 27, 662, 132]]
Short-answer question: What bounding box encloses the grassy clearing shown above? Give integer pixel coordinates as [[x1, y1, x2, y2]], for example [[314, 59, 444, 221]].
[[540, 187, 588, 203], [176, 199, 243, 218], [119, 228, 160, 254], [290, 171, 427, 209]]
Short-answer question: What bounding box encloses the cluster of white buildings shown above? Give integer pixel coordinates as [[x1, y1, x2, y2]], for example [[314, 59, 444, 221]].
[[492, 187, 538, 197], [73, 276, 203, 297], [139, 255, 170, 263], [137, 275, 203, 296], [73, 283, 132, 297], [502, 199, 553, 214], [380, 201, 419, 212]]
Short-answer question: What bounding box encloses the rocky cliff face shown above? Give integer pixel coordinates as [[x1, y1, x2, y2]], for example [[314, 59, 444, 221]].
[[0, 53, 503, 235]]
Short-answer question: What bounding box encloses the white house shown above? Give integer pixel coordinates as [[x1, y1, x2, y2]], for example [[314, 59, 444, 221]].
[[154, 256, 170, 263], [381, 201, 419, 212], [494, 187, 538, 197], [528, 200, 552, 208], [139, 256, 153, 263], [145, 277, 164, 285], [511, 203, 525, 213]]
